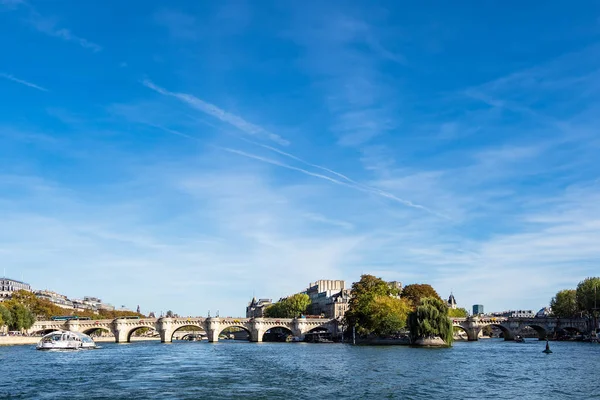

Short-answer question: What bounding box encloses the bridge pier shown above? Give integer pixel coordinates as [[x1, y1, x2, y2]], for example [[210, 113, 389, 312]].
[[113, 329, 129, 343], [250, 318, 264, 342], [66, 320, 81, 333], [465, 328, 480, 341], [157, 317, 174, 343], [294, 318, 307, 340], [206, 317, 220, 343], [249, 331, 263, 342], [112, 320, 131, 343]]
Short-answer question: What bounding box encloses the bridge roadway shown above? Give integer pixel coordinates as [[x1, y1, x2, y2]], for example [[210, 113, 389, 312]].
[[29, 317, 339, 343], [452, 316, 589, 341], [29, 316, 589, 343]]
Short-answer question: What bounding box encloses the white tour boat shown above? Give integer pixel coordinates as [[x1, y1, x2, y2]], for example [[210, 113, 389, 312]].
[[36, 330, 97, 350]]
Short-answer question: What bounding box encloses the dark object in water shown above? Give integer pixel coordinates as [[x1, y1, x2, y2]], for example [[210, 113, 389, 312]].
[[543, 340, 552, 354]]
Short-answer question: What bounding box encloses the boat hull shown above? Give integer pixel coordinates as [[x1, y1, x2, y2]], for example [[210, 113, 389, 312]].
[[37, 342, 96, 350], [36, 330, 97, 351]]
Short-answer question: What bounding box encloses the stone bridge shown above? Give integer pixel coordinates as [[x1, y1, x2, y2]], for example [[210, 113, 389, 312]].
[[29, 317, 339, 343], [452, 316, 589, 341]]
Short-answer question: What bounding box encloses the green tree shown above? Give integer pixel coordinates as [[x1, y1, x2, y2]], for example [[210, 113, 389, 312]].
[[344, 275, 407, 336], [10, 290, 64, 320], [576, 277, 600, 316], [407, 297, 453, 346], [5, 302, 35, 331], [7, 290, 146, 321], [264, 302, 285, 318], [284, 293, 311, 317], [448, 307, 469, 318], [400, 284, 442, 308], [264, 293, 311, 318], [369, 296, 411, 336], [550, 289, 578, 318], [0, 304, 13, 328]]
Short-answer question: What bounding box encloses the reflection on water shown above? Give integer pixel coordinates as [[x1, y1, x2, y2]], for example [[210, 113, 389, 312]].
[[1, 339, 598, 399]]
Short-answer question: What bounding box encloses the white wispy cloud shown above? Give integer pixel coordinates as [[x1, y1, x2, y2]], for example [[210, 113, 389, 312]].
[[237, 137, 356, 184], [222, 147, 354, 186], [221, 147, 442, 216], [143, 80, 289, 146], [0, 72, 48, 91], [0, 166, 367, 316], [29, 17, 102, 52], [3, 1, 102, 52]]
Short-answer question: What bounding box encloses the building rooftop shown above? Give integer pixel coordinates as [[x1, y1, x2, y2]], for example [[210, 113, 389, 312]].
[[0, 277, 30, 285], [448, 293, 456, 305]]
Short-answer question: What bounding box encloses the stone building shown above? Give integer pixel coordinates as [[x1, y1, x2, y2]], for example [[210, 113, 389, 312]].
[[246, 298, 273, 318], [447, 293, 457, 309], [388, 281, 403, 296], [304, 280, 345, 317], [326, 288, 352, 319], [0, 277, 31, 301], [536, 307, 552, 318], [35, 290, 74, 309], [83, 296, 115, 311]]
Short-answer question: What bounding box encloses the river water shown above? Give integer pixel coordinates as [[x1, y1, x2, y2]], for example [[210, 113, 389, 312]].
[[1, 339, 598, 399]]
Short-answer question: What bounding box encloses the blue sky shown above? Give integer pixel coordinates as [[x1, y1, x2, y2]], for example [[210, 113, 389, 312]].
[[1, 0, 600, 317]]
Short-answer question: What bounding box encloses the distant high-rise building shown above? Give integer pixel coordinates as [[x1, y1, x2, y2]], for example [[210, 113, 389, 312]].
[[473, 304, 484, 315]]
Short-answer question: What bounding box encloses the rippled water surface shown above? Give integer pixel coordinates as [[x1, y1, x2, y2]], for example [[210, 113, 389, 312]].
[[1, 339, 599, 399]]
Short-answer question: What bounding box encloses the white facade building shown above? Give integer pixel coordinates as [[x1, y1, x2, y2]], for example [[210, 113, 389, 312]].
[[0, 278, 31, 300]]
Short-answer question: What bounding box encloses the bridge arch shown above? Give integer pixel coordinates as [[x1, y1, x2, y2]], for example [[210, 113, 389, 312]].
[[561, 326, 583, 334], [33, 328, 59, 336], [481, 323, 513, 340], [83, 327, 112, 337], [171, 324, 206, 341], [307, 326, 330, 334], [217, 325, 251, 341], [452, 325, 470, 340], [127, 325, 158, 342], [517, 324, 548, 340], [262, 326, 294, 342]]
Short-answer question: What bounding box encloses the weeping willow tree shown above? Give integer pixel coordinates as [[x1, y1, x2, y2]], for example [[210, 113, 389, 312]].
[[408, 297, 453, 346]]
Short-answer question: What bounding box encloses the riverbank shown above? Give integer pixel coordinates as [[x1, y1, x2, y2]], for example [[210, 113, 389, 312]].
[[353, 337, 410, 345], [0, 336, 160, 346]]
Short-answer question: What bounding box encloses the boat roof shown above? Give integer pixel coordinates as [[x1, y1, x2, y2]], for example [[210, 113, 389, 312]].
[[42, 330, 93, 339]]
